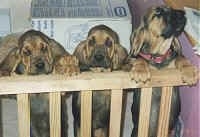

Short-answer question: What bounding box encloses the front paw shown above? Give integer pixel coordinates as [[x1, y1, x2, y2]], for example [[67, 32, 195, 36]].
[[130, 59, 151, 83], [54, 55, 80, 76], [180, 65, 199, 85], [54, 65, 80, 76], [63, 65, 80, 76], [131, 66, 151, 83]]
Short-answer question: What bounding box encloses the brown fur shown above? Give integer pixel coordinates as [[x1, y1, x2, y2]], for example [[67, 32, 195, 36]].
[[73, 25, 128, 71], [0, 33, 21, 76], [0, 30, 79, 137], [72, 25, 128, 137], [129, 6, 198, 137], [53, 55, 80, 75]]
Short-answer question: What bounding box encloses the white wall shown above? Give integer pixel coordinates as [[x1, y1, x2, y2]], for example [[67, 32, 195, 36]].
[[0, 0, 32, 32]]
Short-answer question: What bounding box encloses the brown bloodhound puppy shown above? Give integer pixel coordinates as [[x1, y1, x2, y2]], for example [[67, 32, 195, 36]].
[[72, 25, 128, 137], [129, 6, 198, 137], [0, 30, 80, 137]]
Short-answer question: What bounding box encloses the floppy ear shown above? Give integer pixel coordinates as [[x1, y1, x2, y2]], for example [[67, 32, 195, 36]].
[[48, 39, 69, 62], [171, 38, 182, 55], [130, 27, 147, 56], [111, 44, 128, 70], [143, 14, 149, 28], [73, 41, 90, 71], [46, 45, 54, 65]]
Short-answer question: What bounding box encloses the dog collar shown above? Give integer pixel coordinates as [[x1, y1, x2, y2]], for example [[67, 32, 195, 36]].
[[139, 49, 172, 64]]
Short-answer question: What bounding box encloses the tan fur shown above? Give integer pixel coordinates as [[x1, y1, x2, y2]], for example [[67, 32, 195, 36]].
[[130, 7, 198, 85], [0, 30, 77, 137], [53, 55, 80, 75], [0, 33, 22, 76], [73, 25, 128, 137], [130, 6, 198, 137], [74, 25, 128, 71]]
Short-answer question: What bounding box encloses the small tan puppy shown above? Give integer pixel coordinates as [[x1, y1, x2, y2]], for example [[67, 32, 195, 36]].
[[72, 25, 128, 137], [0, 30, 80, 137]]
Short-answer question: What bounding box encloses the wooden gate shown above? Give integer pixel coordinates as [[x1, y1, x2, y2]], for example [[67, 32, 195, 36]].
[[0, 68, 190, 137]]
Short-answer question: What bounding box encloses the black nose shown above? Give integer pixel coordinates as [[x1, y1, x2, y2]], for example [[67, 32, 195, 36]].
[[175, 10, 185, 17], [94, 54, 105, 61], [35, 62, 45, 69], [172, 10, 185, 20]]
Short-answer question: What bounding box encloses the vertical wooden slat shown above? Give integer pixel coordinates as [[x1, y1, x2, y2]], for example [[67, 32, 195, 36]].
[[81, 90, 92, 137], [0, 98, 3, 137], [17, 94, 30, 137], [109, 89, 123, 137], [137, 88, 152, 137], [157, 87, 173, 137], [49, 92, 61, 137]]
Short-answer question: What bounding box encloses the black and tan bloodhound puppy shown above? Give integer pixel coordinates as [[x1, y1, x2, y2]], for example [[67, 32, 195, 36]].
[[0, 30, 80, 137], [129, 6, 198, 137], [72, 25, 128, 137]]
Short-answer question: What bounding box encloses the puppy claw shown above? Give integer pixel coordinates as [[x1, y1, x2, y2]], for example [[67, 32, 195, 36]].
[[130, 59, 151, 83], [180, 66, 199, 86], [131, 67, 150, 83], [54, 55, 80, 76]]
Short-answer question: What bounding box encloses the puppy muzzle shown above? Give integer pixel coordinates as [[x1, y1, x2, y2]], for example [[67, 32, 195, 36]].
[[30, 58, 52, 75], [35, 60, 45, 70], [90, 47, 111, 68]]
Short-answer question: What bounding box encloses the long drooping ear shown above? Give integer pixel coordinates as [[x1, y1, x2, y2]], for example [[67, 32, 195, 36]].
[[47, 39, 68, 64], [171, 38, 182, 55], [130, 27, 147, 56], [73, 41, 90, 71], [111, 44, 128, 70]]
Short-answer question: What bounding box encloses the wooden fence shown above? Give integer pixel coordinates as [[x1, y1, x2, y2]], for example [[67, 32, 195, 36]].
[[0, 68, 190, 137]]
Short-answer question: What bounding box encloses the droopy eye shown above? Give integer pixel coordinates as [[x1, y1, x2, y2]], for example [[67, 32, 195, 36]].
[[155, 7, 163, 15], [40, 43, 48, 53], [88, 36, 96, 46], [23, 49, 31, 56], [105, 38, 113, 47]]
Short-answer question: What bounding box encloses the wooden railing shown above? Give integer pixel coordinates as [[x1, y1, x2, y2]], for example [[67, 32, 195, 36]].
[[0, 68, 191, 137]]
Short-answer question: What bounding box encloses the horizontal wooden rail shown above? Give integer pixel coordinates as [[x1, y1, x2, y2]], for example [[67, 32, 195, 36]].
[[0, 68, 189, 95], [0, 67, 198, 137]]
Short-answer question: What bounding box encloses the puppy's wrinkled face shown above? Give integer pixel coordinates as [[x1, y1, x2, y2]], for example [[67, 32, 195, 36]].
[[21, 36, 53, 75], [144, 6, 186, 39], [86, 30, 115, 68]]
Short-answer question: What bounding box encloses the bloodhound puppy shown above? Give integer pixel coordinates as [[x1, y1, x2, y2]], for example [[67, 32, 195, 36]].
[[72, 25, 128, 137], [129, 6, 198, 137], [0, 30, 80, 137]]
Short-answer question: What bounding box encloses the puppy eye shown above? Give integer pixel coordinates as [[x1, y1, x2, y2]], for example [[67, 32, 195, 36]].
[[40, 42, 48, 52], [41, 46, 48, 53], [23, 49, 31, 56], [88, 36, 96, 46], [155, 7, 163, 15], [105, 38, 113, 48]]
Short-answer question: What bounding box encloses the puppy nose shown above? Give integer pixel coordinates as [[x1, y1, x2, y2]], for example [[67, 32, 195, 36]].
[[94, 54, 105, 61], [174, 10, 185, 18], [35, 62, 45, 69]]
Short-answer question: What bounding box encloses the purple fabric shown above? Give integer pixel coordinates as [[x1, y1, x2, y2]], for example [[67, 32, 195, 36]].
[[128, 0, 200, 137], [179, 34, 200, 137], [127, 0, 164, 27]]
